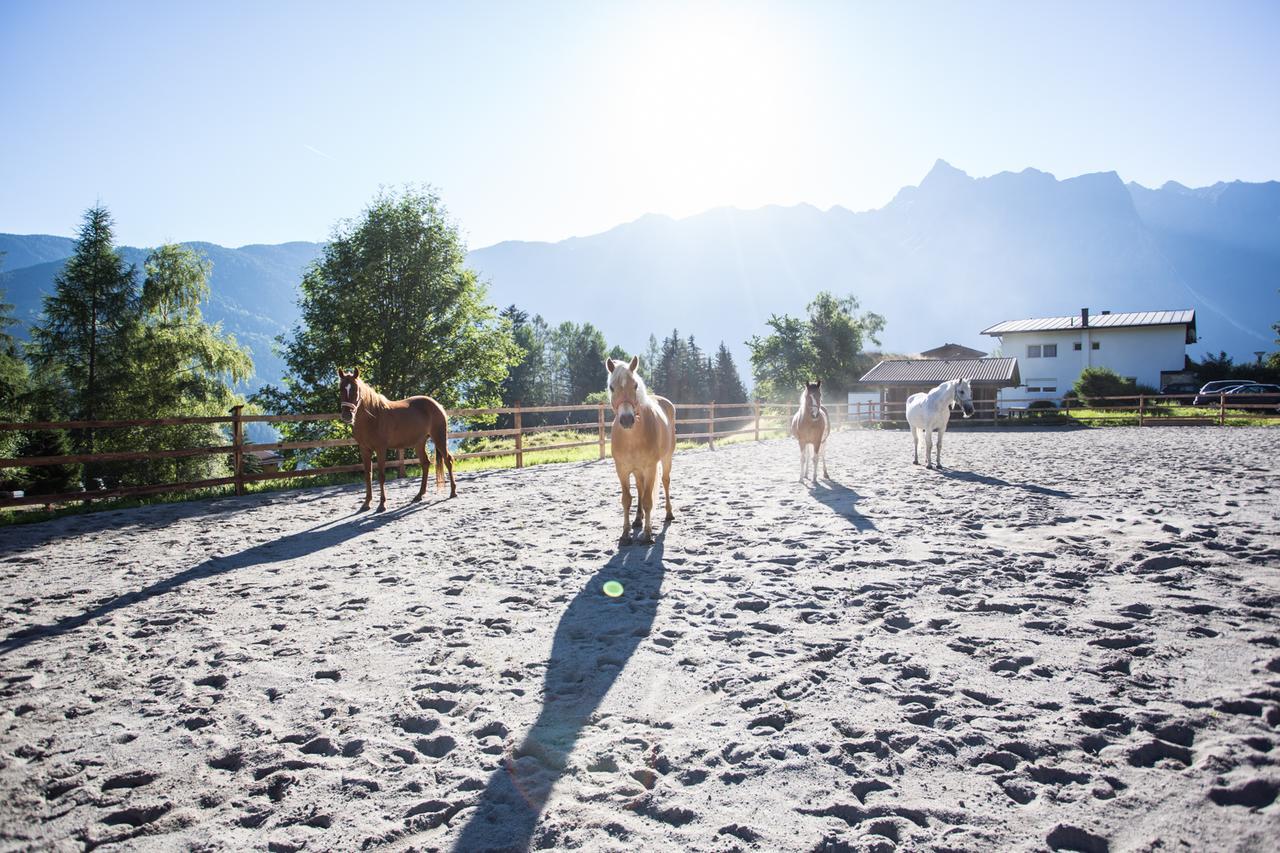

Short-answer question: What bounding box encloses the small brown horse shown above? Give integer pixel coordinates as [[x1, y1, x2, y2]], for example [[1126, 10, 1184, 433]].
[[337, 368, 456, 511], [790, 381, 830, 482], [606, 356, 675, 545]]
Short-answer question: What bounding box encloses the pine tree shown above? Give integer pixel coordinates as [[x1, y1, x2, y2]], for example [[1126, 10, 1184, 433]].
[[28, 206, 139, 442], [712, 342, 748, 404]]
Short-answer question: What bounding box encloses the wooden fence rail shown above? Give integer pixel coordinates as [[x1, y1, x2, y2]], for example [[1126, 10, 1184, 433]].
[[3, 392, 1274, 510]]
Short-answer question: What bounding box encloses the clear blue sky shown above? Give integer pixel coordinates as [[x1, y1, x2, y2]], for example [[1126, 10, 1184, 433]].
[[1, 0, 1277, 250]]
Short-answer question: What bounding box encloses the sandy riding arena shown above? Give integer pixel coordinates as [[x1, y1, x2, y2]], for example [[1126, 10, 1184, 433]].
[[1, 428, 1278, 851]]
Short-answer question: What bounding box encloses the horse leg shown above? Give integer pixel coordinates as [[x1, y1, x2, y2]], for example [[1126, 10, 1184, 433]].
[[359, 446, 373, 510], [923, 429, 933, 469], [632, 487, 644, 529], [376, 446, 387, 510], [818, 435, 829, 479], [911, 428, 919, 465], [935, 427, 945, 469], [618, 471, 634, 545], [661, 453, 674, 523], [413, 442, 428, 501], [799, 443, 808, 482], [637, 465, 656, 544]]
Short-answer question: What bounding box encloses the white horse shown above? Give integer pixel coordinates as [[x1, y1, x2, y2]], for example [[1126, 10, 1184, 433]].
[[790, 381, 829, 482], [905, 378, 974, 469]]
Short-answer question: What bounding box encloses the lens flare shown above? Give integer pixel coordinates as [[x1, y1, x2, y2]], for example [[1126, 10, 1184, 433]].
[[602, 580, 624, 598]]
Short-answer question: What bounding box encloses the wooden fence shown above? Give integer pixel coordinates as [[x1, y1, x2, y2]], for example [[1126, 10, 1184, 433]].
[[0, 401, 846, 510], [3, 392, 1276, 510]]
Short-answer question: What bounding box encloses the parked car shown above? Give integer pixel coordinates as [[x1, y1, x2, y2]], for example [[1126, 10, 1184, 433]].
[[1194, 380, 1250, 406], [1221, 383, 1280, 412], [1159, 382, 1199, 397]]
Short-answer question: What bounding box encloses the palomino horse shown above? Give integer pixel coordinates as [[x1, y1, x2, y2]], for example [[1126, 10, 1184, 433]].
[[606, 356, 675, 545], [337, 367, 456, 510], [905, 378, 975, 469], [790, 381, 830, 482]]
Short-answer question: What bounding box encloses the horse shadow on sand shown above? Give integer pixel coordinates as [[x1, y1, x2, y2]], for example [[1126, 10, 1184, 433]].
[[807, 477, 876, 532], [451, 533, 666, 852], [936, 468, 1074, 499], [0, 499, 439, 657]]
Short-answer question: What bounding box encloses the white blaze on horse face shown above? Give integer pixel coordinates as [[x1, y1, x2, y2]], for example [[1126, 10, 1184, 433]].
[[955, 380, 975, 417], [340, 378, 359, 424]]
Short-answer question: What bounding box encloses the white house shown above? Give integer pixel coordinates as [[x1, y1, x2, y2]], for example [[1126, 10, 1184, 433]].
[[980, 308, 1196, 405]]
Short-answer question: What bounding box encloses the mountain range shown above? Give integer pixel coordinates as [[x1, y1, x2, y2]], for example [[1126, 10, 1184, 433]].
[[2, 160, 1277, 395]]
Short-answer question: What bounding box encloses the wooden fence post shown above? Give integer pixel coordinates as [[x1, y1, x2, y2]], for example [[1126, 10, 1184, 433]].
[[708, 401, 716, 450], [1138, 393, 1145, 426], [598, 401, 606, 459], [754, 400, 761, 442], [514, 402, 524, 469], [1219, 393, 1226, 427], [231, 404, 245, 496]]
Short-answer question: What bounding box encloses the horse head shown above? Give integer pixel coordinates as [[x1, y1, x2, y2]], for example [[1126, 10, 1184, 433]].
[[952, 378, 975, 418], [337, 366, 361, 425], [805, 381, 823, 421], [605, 355, 645, 430]]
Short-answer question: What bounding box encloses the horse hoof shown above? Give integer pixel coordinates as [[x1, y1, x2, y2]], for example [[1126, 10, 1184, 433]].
[[639, 533, 654, 545], [619, 534, 634, 546], [376, 503, 386, 513], [358, 503, 370, 512], [665, 513, 675, 523], [411, 494, 423, 503]]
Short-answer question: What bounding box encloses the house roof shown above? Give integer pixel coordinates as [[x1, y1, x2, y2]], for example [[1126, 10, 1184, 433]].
[[859, 357, 1021, 386], [918, 342, 988, 359], [980, 309, 1196, 343]]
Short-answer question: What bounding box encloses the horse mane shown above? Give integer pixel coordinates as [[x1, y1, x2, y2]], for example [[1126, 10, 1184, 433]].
[[633, 369, 652, 406], [357, 377, 390, 410]]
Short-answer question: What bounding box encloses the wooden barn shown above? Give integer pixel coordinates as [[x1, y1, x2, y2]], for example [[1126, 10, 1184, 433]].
[[858, 357, 1021, 418]]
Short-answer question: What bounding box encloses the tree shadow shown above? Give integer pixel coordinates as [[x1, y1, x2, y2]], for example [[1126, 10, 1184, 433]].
[[937, 468, 1074, 499], [451, 533, 666, 852], [0, 499, 437, 656], [807, 478, 876, 531]]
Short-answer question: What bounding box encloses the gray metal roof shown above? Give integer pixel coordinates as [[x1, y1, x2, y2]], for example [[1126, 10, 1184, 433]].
[[981, 309, 1196, 343], [859, 357, 1021, 386]]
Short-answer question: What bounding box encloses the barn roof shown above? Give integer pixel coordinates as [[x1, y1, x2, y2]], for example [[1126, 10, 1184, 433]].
[[859, 357, 1020, 386], [980, 309, 1196, 343], [918, 342, 988, 359]]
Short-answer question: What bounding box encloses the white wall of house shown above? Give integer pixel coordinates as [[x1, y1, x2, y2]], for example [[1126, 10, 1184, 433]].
[[995, 324, 1189, 405]]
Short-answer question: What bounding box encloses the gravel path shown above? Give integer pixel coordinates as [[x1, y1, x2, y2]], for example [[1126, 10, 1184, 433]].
[[1, 426, 1278, 851]]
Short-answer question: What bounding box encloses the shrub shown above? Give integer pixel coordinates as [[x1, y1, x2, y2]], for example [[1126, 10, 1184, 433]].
[[1061, 390, 1079, 410], [1074, 367, 1134, 407]]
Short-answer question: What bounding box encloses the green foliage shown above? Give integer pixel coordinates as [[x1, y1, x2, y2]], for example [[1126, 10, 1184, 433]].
[[1073, 366, 1135, 405], [747, 292, 883, 400], [28, 206, 139, 429], [127, 244, 253, 484], [255, 187, 518, 466], [1191, 349, 1280, 386], [15, 429, 79, 496], [1027, 399, 1059, 418], [0, 271, 28, 424]]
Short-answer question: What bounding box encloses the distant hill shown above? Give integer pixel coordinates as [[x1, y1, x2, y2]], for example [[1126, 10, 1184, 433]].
[[467, 162, 1280, 372], [0, 238, 324, 391], [3, 162, 1277, 397]]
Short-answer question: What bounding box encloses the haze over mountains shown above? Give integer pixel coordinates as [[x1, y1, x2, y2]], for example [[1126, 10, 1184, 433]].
[[2, 161, 1277, 394]]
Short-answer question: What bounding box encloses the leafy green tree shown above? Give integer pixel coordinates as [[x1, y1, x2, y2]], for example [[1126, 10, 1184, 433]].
[[127, 244, 253, 484], [747, 291, 884, 400], [548, 321, 608, 407], [255, 187, 517, 466]]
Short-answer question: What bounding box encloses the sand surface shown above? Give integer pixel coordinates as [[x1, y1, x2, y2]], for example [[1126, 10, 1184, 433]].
[[1, 427, 1278, 852]]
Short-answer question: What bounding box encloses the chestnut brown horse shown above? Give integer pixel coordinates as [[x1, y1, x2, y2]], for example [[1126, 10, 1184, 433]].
[[337, 368, 455, 511], [606, 355, 675, 545]]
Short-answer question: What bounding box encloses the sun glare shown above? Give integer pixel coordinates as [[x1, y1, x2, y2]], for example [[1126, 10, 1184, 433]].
[[602, 6, 815, 218]]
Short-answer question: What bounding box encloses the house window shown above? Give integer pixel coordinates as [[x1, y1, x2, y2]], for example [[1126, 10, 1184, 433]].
[[1073, 342, 1082, 351], [1026, 386, 1040, 392], [1091, 341, 1100, 350], [1027, 345, 1041, 358], [1043, 344, 1057, 357], [1042, 386, 1057, 392]]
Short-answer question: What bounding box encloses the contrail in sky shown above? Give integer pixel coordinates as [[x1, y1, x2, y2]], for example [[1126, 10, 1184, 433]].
[[304, 144, 335, 161]]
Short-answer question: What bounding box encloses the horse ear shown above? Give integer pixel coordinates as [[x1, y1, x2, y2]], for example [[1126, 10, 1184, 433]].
[[815, 380, 821, 387], [352, 367, 360, 379], [606, 358, 617, 374], [336, 365, 345, 379], [629, 355, 639, 372]]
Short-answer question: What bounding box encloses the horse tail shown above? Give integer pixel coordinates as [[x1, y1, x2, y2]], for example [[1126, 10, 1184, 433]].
[[435, 445, 445, 489]]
